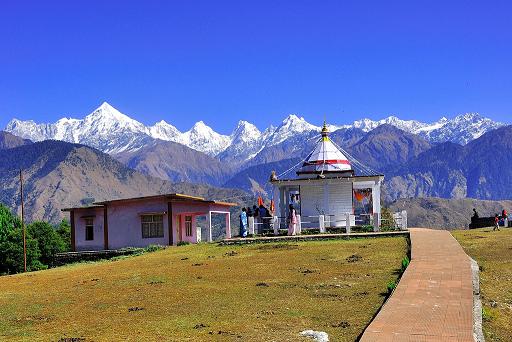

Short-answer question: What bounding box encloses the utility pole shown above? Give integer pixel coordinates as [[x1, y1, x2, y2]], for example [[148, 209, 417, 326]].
[[20, 169, 27, 272]]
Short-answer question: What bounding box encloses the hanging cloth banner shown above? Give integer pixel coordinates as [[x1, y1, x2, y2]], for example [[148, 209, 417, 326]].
[[354, 189, 371, 202]]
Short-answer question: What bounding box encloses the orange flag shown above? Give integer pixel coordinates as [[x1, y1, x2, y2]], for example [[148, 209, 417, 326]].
[[258, 196, 263, 206]]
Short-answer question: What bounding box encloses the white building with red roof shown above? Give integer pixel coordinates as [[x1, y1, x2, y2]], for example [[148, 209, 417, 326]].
[[270, 123, 384, 230]]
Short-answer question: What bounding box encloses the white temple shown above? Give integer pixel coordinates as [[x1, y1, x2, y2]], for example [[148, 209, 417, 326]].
[[270, 123, 384, 230]]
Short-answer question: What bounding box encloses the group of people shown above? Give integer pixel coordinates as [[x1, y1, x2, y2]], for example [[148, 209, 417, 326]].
[[239, 204, 272, 237], [239, 203, 299, 237]]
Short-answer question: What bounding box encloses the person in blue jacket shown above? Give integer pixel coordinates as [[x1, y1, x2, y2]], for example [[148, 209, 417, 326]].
[[240, 208, 248, 237]]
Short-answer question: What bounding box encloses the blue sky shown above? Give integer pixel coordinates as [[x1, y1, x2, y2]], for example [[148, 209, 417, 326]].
[[1, 1, 511, 133]]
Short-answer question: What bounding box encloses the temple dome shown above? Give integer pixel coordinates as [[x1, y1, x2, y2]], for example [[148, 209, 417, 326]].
[[297, 122, 353, 178]]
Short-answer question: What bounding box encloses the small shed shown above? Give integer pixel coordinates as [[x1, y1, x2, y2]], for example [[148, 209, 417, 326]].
[[62, 193, 236, 251], [271, 123, 384, 229]]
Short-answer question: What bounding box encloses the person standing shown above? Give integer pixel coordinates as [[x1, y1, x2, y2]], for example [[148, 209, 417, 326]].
[[253, 205, 259, 231], [502, 209, 508, 227], [259, 204, 267, 233], [288, 204, 297, 236], [240, 208, 248, 237], [493, 214, 500, 231]]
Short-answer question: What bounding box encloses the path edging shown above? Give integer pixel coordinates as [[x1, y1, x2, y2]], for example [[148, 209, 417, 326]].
[[470, 257, 485, 342]]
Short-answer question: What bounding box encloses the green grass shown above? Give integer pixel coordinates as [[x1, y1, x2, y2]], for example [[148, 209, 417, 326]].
[[0, 237, 407, 341], [452, 228, 512, 342]]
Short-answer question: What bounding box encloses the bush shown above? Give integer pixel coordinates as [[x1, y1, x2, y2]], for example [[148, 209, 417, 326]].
[[401, 256, 410, 272], [56, 220, 71, 252], [0, 204, 69, 274], [0, 204, 21, 243], [0, 226, 46, 274], [144, 244, 164, 252], [360, 225, 374, 233], [380, 207, 397, 231], [177, 241, 190, 246], [27, 221, 67, 266], [386, 280, 396, 294]]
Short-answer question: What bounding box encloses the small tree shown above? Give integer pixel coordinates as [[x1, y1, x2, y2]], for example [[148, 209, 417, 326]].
[[0, 227, 45, 274], [0, 204, 21, 243], [56, 220, 72, 252], [27, 221, 67, 266], [380, 207, 397, 231]]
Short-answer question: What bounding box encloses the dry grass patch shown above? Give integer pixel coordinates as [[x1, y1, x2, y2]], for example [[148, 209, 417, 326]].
[[0, 237, 407, 341], [452, 228, 512, 342]]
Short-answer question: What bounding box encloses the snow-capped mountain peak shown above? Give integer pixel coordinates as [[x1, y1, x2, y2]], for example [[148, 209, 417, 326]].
[[5, 118, 54, 142], [231, 120, 262, 140], [181, 121, 231, 156], [4, 103, 507, 162], [148, 120, 181, 141], [83, 102, 146, 132], [420, 112, 504, 144], [353, 116, 426, 133], [267, 114, 319, 145], [280, 114, 318, 130]]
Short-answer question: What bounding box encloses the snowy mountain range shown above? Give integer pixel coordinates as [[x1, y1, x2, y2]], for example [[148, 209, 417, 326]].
[[5, 102, 506, 161]]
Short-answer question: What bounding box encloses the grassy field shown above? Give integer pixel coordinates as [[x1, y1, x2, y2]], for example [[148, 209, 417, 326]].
[[0, 237, 407, 342], [452, 228, 512, 342]]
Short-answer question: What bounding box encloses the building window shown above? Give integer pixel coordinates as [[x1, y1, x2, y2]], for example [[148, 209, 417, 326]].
[[185, 216, 193, 237], [141, 215, 164, 238], [85, 218, 94, 241]]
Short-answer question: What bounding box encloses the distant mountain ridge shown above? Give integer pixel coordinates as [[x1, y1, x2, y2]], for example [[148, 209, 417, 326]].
[[384, 125, 512, 202], [5, 102, 505, 161], [4, 102, 510, 203]]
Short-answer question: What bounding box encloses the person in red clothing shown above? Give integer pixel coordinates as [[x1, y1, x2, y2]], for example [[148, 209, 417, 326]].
[[494, 214, 500, 231]]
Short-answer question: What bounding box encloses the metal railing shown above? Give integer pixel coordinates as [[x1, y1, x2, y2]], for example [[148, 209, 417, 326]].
[[245, 210, 408, 237]]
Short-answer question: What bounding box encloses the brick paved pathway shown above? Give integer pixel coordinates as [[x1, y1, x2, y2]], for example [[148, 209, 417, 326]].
[[361, 228, 474, 342]]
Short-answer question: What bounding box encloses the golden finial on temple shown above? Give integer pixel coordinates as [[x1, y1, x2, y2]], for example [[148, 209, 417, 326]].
[[321, 120, 330, 136]]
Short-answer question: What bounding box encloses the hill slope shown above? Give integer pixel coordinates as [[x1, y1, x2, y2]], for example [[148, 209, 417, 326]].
[[385, 125, 512, 201], [113, 139, 232, 186], [349, 124, 431, 171], [389, 197, 512, 229], [0, 131, 32, 150], [0, 140, 246, 223]]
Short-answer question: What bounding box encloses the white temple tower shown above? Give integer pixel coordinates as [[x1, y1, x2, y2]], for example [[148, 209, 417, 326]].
[[270, 122, 384, 229]]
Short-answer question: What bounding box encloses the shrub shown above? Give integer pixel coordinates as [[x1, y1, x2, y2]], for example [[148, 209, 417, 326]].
[[177, 241, 190, 246], [27, 221, 67, 266], [0, 226, 46, 274], [360, 225, 374, 233], [56, 220, 72, 252], [0, 204, 21, 243], [380, 207, 397, 231], [386, 280, 396, 294], [0, 204, 68, 273], [144, 244, 164, 252], [401, 256, 410, 272]]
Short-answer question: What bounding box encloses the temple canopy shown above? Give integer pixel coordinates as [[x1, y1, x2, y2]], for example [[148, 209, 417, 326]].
[[297, 122, 354, 178]]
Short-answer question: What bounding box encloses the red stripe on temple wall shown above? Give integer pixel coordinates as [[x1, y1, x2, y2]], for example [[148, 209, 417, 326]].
[[304, 159, 351, 165]]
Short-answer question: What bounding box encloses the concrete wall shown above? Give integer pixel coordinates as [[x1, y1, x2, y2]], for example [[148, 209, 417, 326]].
[[107, 199, 169, 250], [300, 182, 353, 217], [74, 207, 105, 251], [73, 200, 232, 251]]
